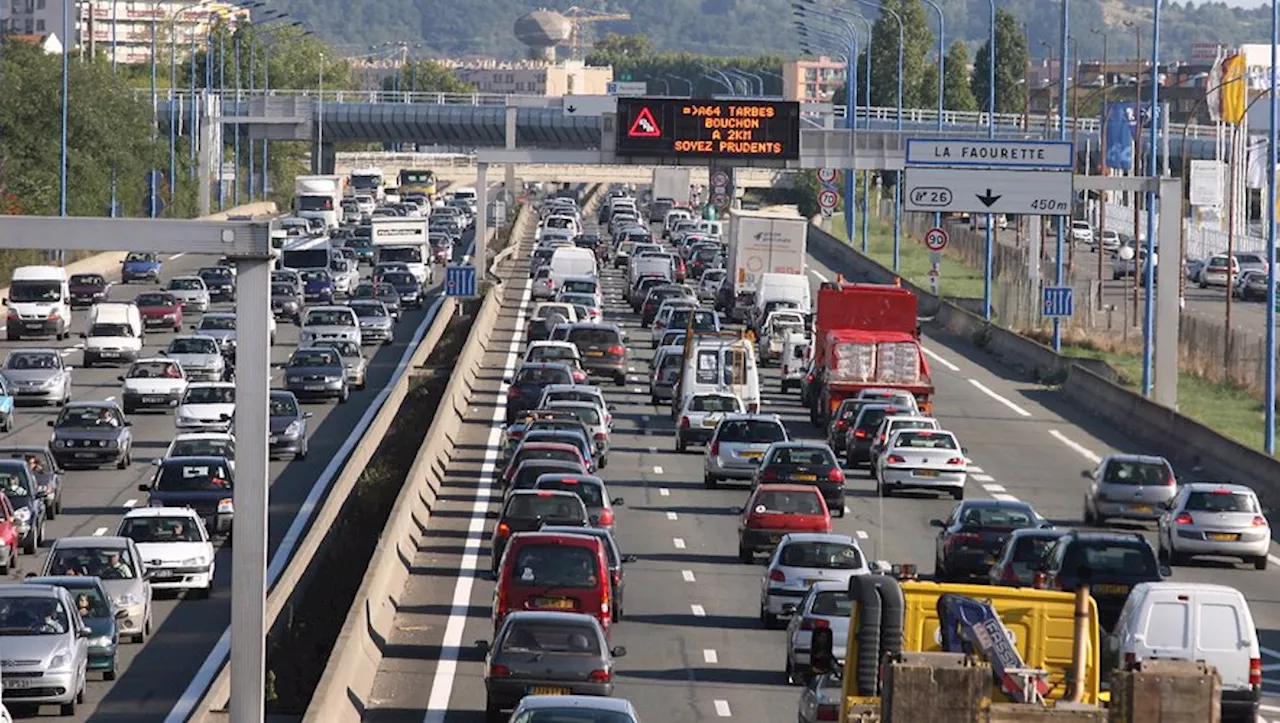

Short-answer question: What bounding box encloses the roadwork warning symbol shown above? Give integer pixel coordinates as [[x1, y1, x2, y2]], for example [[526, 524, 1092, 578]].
[[628, 107, 661, 138]]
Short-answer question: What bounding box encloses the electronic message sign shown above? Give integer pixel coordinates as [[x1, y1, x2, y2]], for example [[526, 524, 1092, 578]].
[[615, 97, 801, 161]]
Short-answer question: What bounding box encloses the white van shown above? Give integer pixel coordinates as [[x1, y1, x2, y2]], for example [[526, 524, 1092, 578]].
[[629, 254, 675, 286], [547, 247, 598, 293], [1110, 582, 1260, 719], [753, 272, 811, 331], [451, 186, 478, 211], [678, 338, 760, 414], [696, 220, 724, 237], [81, 302, 143, 367], [5, 266, 71, 341], [780, 330, 812, 393]]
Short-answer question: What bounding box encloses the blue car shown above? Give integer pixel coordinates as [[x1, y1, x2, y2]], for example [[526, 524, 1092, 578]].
[[121, 252, 162, 283], [345, 237, 374, 264], [0, 376, 13, 432], [300, 269, 335, 305]]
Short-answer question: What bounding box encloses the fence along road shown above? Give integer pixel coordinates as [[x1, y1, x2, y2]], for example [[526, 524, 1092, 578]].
[[342, 183, 1280, 722]]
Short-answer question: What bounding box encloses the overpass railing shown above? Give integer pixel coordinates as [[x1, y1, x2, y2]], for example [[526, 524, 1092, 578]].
[[145, 88, 1218, 140]]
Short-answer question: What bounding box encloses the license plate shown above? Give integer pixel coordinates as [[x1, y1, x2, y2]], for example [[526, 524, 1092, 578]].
[[75, 452, 97, 459], [99, 352, 119, 357], [1208, 533, 1240, 542], [741, 452, 763, 459], [304, 384, 325, 391], [702, 419, 717, 427], [586, 350, 604, 357], [24, 323, 41, 329], [533, 598, 574, 610], [914, 470, 940, 478], [791, 474, 817, 482], [1129, 504, 1153, 513], [142, 396, 164, 404], [149, 569, 176, 578], [530, 687, 571, 695], [3, 679, 30, 689], [1093, 583, 1129, 595]]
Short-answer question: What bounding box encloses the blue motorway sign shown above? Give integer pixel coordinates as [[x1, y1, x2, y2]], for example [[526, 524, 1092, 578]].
[[445, 264, 478, 298], [1042, 286, 1074, 319]]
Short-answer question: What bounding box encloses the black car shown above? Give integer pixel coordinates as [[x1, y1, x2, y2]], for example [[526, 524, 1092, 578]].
[[754, 442, 846, 517], [1037, 530, 1169, 631], [197, 266, 236, 302], [844, 403, 914, 466], [139, 456, 234, 536], [280, 347, 349, 404], [378, 271, 422, 310], [271, 282, 303, 323], [68, 273, 110, 308], [0, 460, 46, 553], [565, 323, 627, 386], [268, 390, 311, 460], [0, 445, 62, 518], [490, 490, 588, 574], [47, 402, 134, 470], [504, 363, 576, 424], [504, 459, 585, 496], [931, 499, 1049, 583], [356, 281, 403, 320]]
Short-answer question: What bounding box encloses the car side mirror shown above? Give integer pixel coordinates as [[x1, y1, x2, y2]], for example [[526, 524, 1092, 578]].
[[1158, 564, 1173, 578], [304, 412, 314, 419], [503, 378, 512, 385], [137, 484, 150, 492], [612, 497, 624, 506], [475, 639, 490, 653], [46, 421, 54, 427], [623, 554, 638, 564], [611, 646, 627, 658], [123, 420, 132, 427], [79, 333, 86, 339], [781, 602, 798, 615], [191, 324, 199, 330], [117, 376, 125, 382], [929, 519, 945, 529], [23, 572, 35, 579], [64, 366, 73, 372], [1080, 470, 1092, 480], [115, 609, 129, 620], [77, 625, 93, 638]]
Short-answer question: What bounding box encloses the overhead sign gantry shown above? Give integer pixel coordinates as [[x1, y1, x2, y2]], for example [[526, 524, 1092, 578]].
[[614, 97, 802, 161]]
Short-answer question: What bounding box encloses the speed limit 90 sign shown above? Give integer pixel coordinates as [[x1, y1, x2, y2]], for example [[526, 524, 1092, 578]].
[[923, 226, 949, 251]]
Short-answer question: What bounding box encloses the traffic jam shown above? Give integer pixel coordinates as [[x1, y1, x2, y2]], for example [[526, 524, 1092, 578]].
[[481, 180, 1272, 723]]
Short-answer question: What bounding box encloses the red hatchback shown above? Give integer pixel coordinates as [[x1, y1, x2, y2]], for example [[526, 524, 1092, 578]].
[[738, 484, 832, 562], [134, 291, 184, 333], [501, 442, 588, 487], [0, 494, 20, 573], [493, 530, 613, 636]]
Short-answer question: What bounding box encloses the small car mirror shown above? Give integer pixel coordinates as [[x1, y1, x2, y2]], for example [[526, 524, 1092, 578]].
[[1158, 564, 1173, 578], [475, 639, 490, 653], [191, 324, 199, 330], [77, 626, 92, 638], [137, 484, 150, 492], [929, 519, 945, 529], [623, 554, 638, 564], [611, 646, 627, 658], [612, 497, 625, 506], [117, 376, 125, 382], [23, 572, 35, 579], [304, 412, 314, 419], [151, 459, 160, 466], [781, 603, 798, 615], [46, 421, 54, 427], [1080, 470, 1092, 480], [123, 421, 132, 427]]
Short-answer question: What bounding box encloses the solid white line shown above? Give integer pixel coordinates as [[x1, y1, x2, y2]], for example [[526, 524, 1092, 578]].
[[808, 268, 829, 283], [704, 649, 719, 664], [673, 538, 686, 549], [170, 252, 187, 261], [855, 530, 868, 540], [682, 570, 696, 583], [653, 465, 664, 475], [971, 473, 995, 483], [634, 387, 644, 394], [666, 511, 678, 521], [922, 346, 960, 372], [691, 604, 706, 617], [992, 493, 1020, 502], [982, 484, 1007, 494], [659, 487, 670, 496], [1048, 429, 1103, 464], [122, 499, 137, 508], [648, 447, 658, 454], [714, 700, 732, 717], [92, 527, 107, 536], [1260, 703, 1280, 713], [968, 379, 1032, 417]]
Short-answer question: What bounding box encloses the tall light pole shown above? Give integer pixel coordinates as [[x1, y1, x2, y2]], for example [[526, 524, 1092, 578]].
[[233, 29, 241, 206], [1092, 26, 1109, 299], [795, 13, 859, 247], [1266, 0, 1278, 453], [110, 0, 119, 217], [921, 0, 945, 230], [58, 0, 69, 242], [171, 1, 209, 213], [1140, 0, 1162, 395], [852, 0, 903, 270], [665, 74, 692, 96], [1052, 0, 1069, 352], [217, 23, 225, 210], [983, 0, 996, 320]]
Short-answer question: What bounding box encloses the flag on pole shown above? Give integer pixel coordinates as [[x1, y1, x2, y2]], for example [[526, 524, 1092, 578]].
[[1206, 47, 1225, 123], [1221, 53, 1248, 125]]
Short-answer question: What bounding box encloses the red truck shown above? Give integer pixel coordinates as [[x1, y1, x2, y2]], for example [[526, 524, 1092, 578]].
[[809, 281, 934, 425]]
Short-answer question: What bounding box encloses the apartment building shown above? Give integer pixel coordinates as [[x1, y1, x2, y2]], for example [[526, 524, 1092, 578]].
[[782, 56, 847, 103], [449, 59, 613, 96]]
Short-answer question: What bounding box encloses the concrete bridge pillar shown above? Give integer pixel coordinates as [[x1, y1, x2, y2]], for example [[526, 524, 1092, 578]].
[[505, 106, 517, 204], [475, 162, 489, 271], [312, 142, 336, 175]]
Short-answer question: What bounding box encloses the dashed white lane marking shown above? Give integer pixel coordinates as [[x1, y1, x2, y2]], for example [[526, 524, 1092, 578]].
[[104, 395, 116, 402], [714, 700, 732, 717], [1048, 429, 1103, 464], [808, 268, 829, 283], [991, 493, 1020, 502], [659, 487, 670, 496], [634, 387, 644, 394], [170, 252, 186, 261], [122, 499, 137, 508], [703, 649, 719, 664], [691, 604, 706, 617], [855, 530, 868, 540], [922, 346, 960, 372], [666, 511, 678, 521], [1269, 554, 1280, 568], [673, 538, 686, 549], [648, 446, 658, 454], [968, 465, 984, 473], [682, 570, 696, 582], [92, 527, 107, 536], [968, 379, 1032, 417], [843, 506, 851, 515], [628, 366, 635, 372], [983, 484, 1007, 494], [971, 473, 995, 483]]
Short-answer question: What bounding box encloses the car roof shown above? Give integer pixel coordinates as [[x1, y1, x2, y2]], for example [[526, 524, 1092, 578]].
[[958, 499, 1034, 511], [64, 400, 119, 410], [506, 531, 601, 548], [769, 441, 832, 451], [720, 413, 783, 423], [171, 432, 233, 441], [779, 533, 854, 545], [54, 536, 130, 549], [0, 584, 63, 599], [501, 610, 605, 627], [517, 362, 574, 372], [1181, 482, 1256, 494], [1065, 530, 1150, 545], [158, 455, 230, 465], [187, 381, 234, 388], [122, 507, 202, 519], [528, 341, 576, 349], [201, 312, 235, 319], [516, 695, 634, 713], [1102, 453, 1169, 466], [170, 335, 219, 344], [535, 473, 604, 486], [516, 442, 579, 452], [754, 483, 825, 494], [132, 357, 175, 365]]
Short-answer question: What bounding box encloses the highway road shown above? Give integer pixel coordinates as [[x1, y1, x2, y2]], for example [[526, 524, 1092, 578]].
[[0, 228, 467, 721], [355, 201, 1280, 722]]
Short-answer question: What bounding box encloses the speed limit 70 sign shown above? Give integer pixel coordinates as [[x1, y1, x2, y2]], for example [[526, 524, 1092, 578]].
[[923, 227, 949, 251], [818, 189, 838, 210]]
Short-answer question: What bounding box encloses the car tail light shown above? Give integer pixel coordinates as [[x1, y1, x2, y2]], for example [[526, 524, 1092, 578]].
[[816, 705, 840, 721], [1000, 564, 1019, 584], [768, 569, 786, 583], [1175, 513, 1194, 526], [1123, 653, 1136, 669], [680, 417, 691, 429], [854, 429, 868, 439], [761, 468, 780, 482], [490, 664, 511, 678], [799, 617, 829, 631], [1032, 571, 1049, 589], [886, 455, 906, 465], [596, 508, 614, 526], [946, 457, 965, 466], [834, 420, 848, 431], [710, 441, 720, 456], [606, 346, 626, 356], [588, 669, 612, 683], [507, 386, 521, 398], [1253, 515, 1268, 527], [495, 522, 511, 538], [1251, 657, 1263, 686], [828, 467, 844, 483], [946, 532, 980, 552], [594, 432, 607, 441], [806, 373, 814, 383]]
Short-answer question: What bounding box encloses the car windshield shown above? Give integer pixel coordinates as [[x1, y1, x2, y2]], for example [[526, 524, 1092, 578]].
[[515, 447, 580, 466], [352, 304, 387, 319], [128, 361, 181, 379], [504, 493, 586, 523], [809, 590, 853, 617], [1102, 460, 1170, 486], [269, 396, 300, 417], [718, 420, 786, 444], [0, 471, 30, 501], [155, 462, 232, 491], [560, 294, 596, 308], [1186, 490, 1259, 513], [1012, 536, 1060, 563], [50, 547, 137, 579], [691, 396, 740, 413], [530, 346, 576, 362], [169, 338, 217, 355], [89, 323, 132, 337], [892, 431, 958, 450], [199, 268, 231, 280], [125, 253, 155, 263], [6, 352, 58, 370], [500, 621, 601, 656], [752, 490, 824, 515], [72, 274, 106, 286], [119, 515, 203, 543], [379, 247, 422, 263], [769, 447, 837, 466], [0, 597, 71, 635], [9, 281, 61, 302], [136, 293, 174, 307], [1065, 542, 1157, 576], [959, 506, 1036, 528], [567, 328, 620, 346], [66, 587, 110, 619], [552, 406, 600, 426], [200, 316, 235, 331], [305, 310, 355, 326], [382, 272, 415, 286], [171, 438, 233, 459], [271, 284, 295, 297], [780, 541, 862, 569], [168, 278, 203, 291], [289, 351, 339, 368], [318, 341, 361, 358], [56, 406, 120, 428], [184, 386, 234, 404], [537, 479, 604, 507], [300, 270, 330, 283], [510, 543, 597, 588], [517, 367, 572, 385]]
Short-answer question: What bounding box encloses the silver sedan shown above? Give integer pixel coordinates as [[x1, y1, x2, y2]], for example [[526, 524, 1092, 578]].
[[875, 429, 967, 499], [1, 349, 72, 406], [1157, 482, 1271, 570]]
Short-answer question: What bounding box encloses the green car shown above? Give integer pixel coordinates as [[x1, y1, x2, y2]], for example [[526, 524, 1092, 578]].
[[25, 575, 122, 680]]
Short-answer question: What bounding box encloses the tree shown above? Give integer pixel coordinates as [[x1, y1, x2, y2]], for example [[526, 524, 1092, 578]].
[[942, 40, 978, 112], [971, 7, 1028, 114], [587, 33, 650, 64], [380, 60, 475, 93], [867, 0, 935, 110]]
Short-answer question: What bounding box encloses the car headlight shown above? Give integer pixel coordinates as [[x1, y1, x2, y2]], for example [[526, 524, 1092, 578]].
[[324, 376, 342, 383], [182, 556, 207, 567], [53, 439, 67, 449], [41, 376, 58, 388], [178, 415, 197, 425], [48, 652, 70, 670], [114, 594, 139, 608], [285, 420, 302, 436], [217, 498, 234, 513], [89, 635, 113, 648], [12, 508, 28, 522], [286, 376, 302, 384], [105, 439, 119, 449]]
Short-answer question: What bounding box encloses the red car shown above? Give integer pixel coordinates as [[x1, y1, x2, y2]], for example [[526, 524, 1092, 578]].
[[738, 484, 832, 562], [501, 442, 588, 487], [0, 494, 20, 573], [134, 291, 183, 333]]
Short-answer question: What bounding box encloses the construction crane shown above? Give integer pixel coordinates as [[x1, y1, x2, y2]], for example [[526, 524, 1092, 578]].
[[562, 6, 631, 59]]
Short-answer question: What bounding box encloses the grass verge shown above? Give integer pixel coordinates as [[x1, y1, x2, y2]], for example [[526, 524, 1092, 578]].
[[827, 213, 988, 300]]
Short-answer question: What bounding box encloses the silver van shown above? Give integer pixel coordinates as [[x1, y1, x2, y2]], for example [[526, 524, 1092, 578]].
[[0, 583, 89, 714]]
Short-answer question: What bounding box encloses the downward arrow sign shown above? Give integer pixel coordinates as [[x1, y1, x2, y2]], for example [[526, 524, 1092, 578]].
[[976, 189, 1002, 208], [567, 105, 578, 113]]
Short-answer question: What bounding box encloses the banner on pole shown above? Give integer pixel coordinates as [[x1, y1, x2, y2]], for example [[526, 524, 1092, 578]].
[[1189, 160, 1224, 207]]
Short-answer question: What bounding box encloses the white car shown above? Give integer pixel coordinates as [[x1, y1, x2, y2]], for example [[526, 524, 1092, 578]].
[[163, 432, 235, 472], [875, 428, 967, 499], [165, 276, 210, 313], [1097, 228, 1122, 253], [175, 382, 236, 432], [116, 507, 215, 598], [537, 384, 612, 429], [299, 306, 361, 347], [119, 358, 188, 414], [1070, 220, 1094, 245], [650, 299, 698, 348]]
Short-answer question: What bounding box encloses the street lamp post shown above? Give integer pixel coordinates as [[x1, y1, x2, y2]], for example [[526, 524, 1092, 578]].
[[1265, 0, 1278, 453], [1140, 0, 1162, 395], [665, 74, 692, 96], [58, 0, 69, 238], [150, 3, 159, 219], [233, 31, 241, 206], [849, 0, 904, 270], [647, 75, 670, 94], [921, 0, 945, 230], [1052, 0, 1070, 353], [218, 25, 226, 210], [1092, 27, 1109, 301], [983, 0, 996, 320], [110, 0, 119, 217], [796, 17, 858, 247]]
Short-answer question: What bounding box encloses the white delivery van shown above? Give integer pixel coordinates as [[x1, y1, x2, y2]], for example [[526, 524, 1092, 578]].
[[753, 272, 811, 330], [452, 186, 478, 212], [629, 254, 675, 286], [81, 301, 143, 367], [5, 266, 71, 341], [780, 330, 812, 393], [547, 247, 598, 293], [679, 338, 760, 414], [696, 220, 724, 237], [1110, 582, 1261, 719]]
